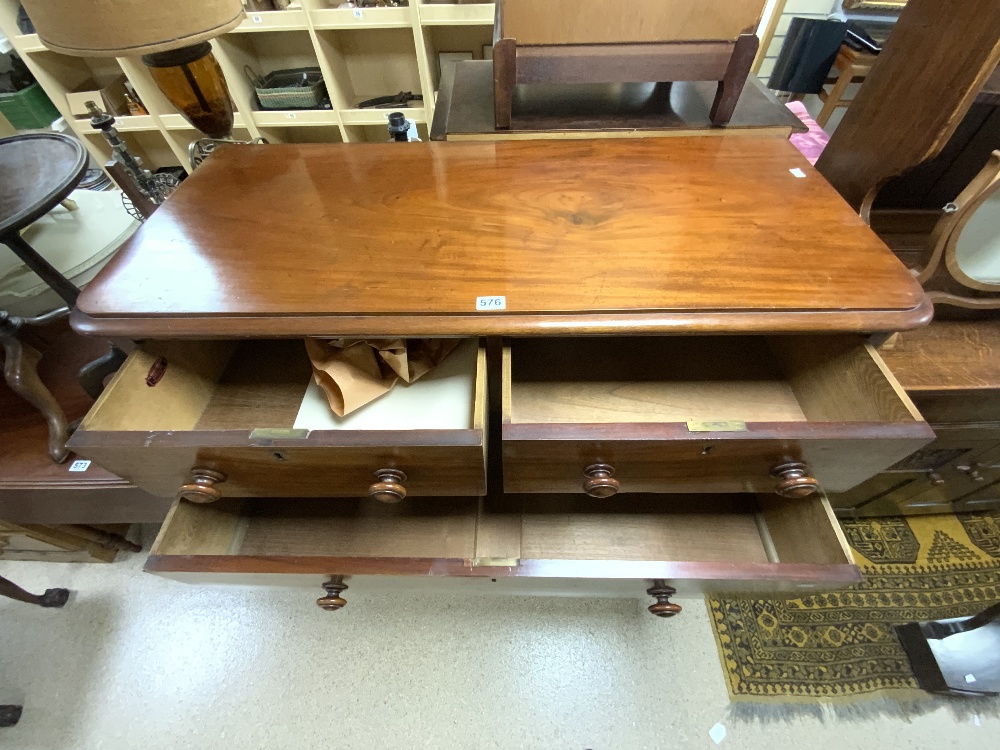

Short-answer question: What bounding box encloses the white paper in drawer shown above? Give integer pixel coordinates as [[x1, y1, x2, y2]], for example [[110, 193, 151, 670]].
[[292, 338, 478, 431]]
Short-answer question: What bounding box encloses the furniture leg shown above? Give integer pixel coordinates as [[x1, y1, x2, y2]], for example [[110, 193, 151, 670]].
[[493, 38, 517, 130], [78, 344, 127, 399], [816, 61, 854, 128], [0, 706, 22, 728], [0, 574, 69, 607], [0, 231, 80, 307], [711, 34, 759, 126], [1, 316, 70, 463]]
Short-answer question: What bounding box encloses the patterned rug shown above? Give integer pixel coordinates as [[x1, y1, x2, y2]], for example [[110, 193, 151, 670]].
[[709, 511, 1000, 719]]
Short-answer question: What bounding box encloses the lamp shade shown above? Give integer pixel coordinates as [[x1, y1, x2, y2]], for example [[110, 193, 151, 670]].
[[18, 0, 245, 57]]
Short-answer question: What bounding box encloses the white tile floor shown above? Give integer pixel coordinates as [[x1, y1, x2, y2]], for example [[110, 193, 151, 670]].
[[0, 529, 997, 750]]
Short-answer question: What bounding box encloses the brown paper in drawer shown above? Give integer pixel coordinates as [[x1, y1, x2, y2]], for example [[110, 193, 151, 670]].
[[304, 338, 460, 417]]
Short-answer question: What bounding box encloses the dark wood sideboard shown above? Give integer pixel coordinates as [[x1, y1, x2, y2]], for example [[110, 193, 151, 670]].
[[830, 321, 1000, 517]]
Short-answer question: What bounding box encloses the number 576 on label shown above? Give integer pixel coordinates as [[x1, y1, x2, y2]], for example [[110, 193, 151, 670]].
[[476, 296, 506, 311]]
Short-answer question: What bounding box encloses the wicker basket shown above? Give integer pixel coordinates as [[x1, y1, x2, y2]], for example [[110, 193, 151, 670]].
[[248, 66, 325, 110], [0, 83, 61, 129]]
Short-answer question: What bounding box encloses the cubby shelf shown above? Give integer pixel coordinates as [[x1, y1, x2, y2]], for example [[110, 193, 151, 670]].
[[310, 7, 413, 30], [233, 9, 309, 32], [0, 0, 495, 161], [418, 3, 494, 26]]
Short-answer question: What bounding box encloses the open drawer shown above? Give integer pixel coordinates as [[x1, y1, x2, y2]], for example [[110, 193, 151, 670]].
[[67, 338, 486, 502], [503, 336, 934, 497], [146, 493, 861, 612]]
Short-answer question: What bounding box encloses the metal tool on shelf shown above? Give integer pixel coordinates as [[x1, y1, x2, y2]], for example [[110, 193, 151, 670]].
[[359, 91, 423, 109], [86, 102, 179, 219]]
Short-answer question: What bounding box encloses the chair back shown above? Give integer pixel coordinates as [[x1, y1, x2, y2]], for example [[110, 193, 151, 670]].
[[500, 0, 767, 46]]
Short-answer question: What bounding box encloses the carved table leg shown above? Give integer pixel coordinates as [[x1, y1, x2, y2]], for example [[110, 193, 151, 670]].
[[0, 316, 70, 463], [0, 575, 69, 608]]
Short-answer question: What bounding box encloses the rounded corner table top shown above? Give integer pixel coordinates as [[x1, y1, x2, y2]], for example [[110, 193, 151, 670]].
[[74, 137, 932, 338], [0, 133, 89, 237]]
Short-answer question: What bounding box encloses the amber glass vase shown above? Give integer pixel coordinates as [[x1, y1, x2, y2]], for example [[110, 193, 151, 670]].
[[142, 42, 234, 139]]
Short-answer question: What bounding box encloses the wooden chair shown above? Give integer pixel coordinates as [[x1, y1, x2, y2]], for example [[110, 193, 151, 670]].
[[916, 150, 1000, 311], [492, 0, 765, 129]]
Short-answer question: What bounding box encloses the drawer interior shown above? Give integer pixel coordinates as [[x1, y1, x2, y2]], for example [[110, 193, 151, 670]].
[[149, 492, 856, 576], [506, 336, 923, 425], [81, 337, 483, 434]]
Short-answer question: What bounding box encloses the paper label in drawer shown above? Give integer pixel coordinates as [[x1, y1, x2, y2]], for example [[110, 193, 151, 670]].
[[686, 420, 748, 433]]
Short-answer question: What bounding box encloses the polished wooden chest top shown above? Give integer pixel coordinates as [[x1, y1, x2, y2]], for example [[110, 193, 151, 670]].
[[73, 138, 929, 338]]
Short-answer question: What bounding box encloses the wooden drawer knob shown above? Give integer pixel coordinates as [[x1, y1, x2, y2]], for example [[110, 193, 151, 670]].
[[647, 580, 682, 618], [771, 462, 820, 498], [177, 468, 227, 504], [583, 463, 620, 498], [369, 468, 407, 504], [317, 576, 348, 611]]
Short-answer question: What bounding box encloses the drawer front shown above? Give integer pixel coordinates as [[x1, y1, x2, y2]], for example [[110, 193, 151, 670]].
[[71, 443, 486, 499], [830, 428, 1000, 514], [952, 478, 1000, 513], [827, 472, 926, 511], [145, 494, 861, 601], [502, 433, 930, 496], [68, 339, 487, 500], [501, 336, 933, 498]]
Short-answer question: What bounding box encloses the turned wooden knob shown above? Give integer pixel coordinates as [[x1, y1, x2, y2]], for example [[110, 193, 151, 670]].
[[317, 576, 348, 611], [177, 468, 227, 503], [771, 462, 820, 498], [369, 468, 407, 504], [583, 463, 620, 498], [647, 580, 682, 618]]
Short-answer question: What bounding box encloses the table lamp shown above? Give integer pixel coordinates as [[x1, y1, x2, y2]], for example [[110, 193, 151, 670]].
[[18, 0, 243, 139]]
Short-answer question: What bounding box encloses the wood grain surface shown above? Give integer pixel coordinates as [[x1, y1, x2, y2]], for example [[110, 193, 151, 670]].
[[880, 320, 1000, 391], [73, 139, 929, 338]]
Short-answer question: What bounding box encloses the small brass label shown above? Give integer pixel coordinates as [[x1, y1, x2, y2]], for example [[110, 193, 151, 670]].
[[686, 420, 748, 433], [249, 428, 310, 440], [472, 557, 520, 568]]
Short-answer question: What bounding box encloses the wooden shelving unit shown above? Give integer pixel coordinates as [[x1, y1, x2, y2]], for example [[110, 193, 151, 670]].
[[0, 0, 495, 169]]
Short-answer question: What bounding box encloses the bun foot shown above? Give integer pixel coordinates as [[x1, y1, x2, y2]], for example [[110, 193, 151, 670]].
[[39, 588, 70, 608]]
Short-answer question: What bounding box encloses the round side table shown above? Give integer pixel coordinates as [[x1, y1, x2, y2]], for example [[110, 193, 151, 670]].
[[1, 133, 89, 305], [0, 134, 111, 463]]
